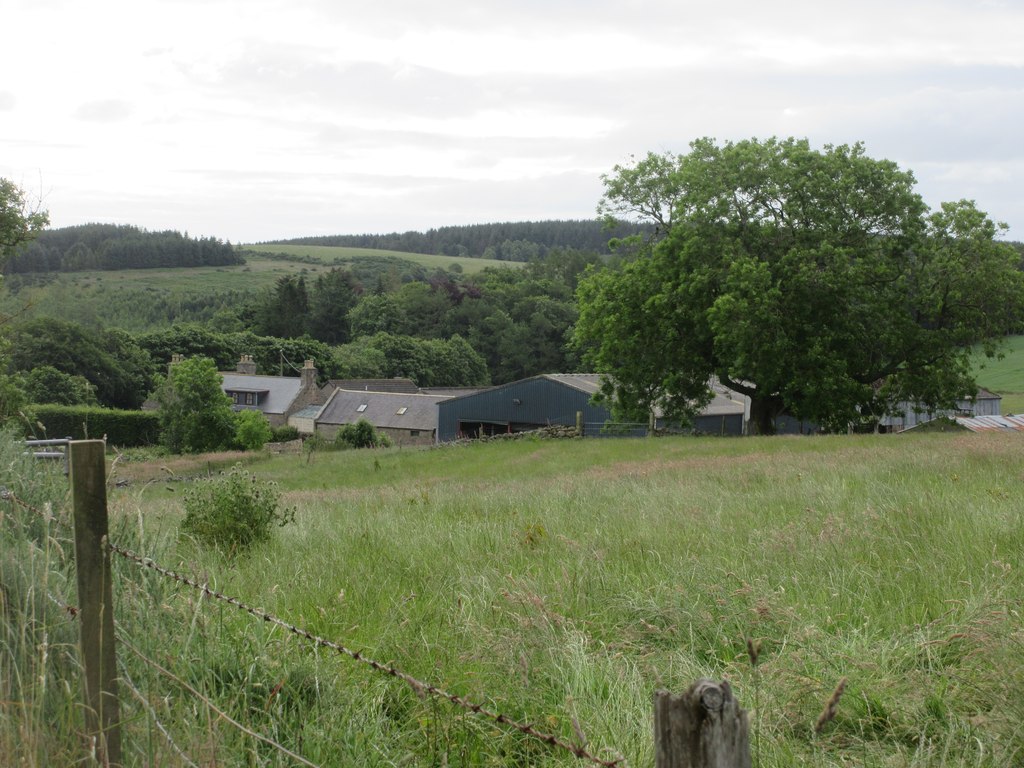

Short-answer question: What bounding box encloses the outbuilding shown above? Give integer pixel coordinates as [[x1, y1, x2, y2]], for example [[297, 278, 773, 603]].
[[436, 374, 746, 442], [315, 389, 451, 447]]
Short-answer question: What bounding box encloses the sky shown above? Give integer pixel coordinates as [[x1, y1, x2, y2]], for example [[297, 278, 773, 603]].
[[2, 0, 1022, 244]]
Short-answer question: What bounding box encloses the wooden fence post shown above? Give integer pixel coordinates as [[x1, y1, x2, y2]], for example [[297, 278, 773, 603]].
[[654, 679, 751, 768], [70, 440, 122, 767]]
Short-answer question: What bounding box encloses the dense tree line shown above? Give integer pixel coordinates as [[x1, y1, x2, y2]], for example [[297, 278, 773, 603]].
[[234, 250, 598, 384], [266, 219, 651, 259], [4, 223, 242, 273]]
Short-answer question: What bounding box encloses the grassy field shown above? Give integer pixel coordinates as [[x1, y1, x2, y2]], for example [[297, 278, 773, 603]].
[[242, 243, 520, 276], [973, 335, 1024, 413], [5, 431, 1023, 766], [0, 248, 516, 331]]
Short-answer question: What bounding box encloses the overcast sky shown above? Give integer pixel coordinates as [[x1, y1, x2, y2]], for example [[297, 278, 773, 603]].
[[3, 0, 1022, 243]]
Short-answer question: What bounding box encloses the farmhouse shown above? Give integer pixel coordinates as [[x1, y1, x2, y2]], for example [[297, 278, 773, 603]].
[[436, 374, 747, 442], [315, 389, 451, 447], [220, 355, 323, 428]]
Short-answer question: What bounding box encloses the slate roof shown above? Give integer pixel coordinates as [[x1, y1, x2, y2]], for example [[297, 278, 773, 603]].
[[317, 389, 452, 431], [221, 373, 302, 415], [323, 378, 421, 394]]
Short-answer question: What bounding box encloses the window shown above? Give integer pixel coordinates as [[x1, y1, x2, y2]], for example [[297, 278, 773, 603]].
[[410, 430, 420, 437], [396, 407, 408, 415], [245, 393, 255, 405], [231, 392, 239, 404], [357, 404, 367, 412]]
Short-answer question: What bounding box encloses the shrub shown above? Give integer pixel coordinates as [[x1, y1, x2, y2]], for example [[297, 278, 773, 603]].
[[180, 466, 295, 555], [271, 425, 300, 442], [335, 418, 387, 449], [30, 404, 161, 446], [233, 410, 272, 451]]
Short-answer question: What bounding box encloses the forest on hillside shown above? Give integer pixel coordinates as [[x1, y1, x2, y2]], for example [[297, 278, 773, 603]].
[[267, 218, 653, 259], [4, 224, 242, 273]]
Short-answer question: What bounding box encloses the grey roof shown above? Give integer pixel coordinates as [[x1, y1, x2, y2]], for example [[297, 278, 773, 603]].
[[419, 386, 488, 398], [221, 373, 302, 415], [542, 373, 602, 395], [323, 378, 421, 394], [954, 414, 1024, 432], [290, 404, 325, 420], [317, 389, 451, 431]]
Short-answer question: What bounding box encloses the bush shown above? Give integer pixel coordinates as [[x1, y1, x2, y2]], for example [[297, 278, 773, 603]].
[[180, 466, 295, 555], [335, 418, 388, 449], [233, 410, 272, 451], [30, 404, 161, 446], [271, 425, 300, 442]]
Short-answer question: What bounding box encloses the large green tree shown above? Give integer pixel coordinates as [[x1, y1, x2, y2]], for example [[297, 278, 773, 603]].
[[7, 318, 156, 409], [0, 178, 49, 265], [576, 137, 1024, 434], [154, 356, 236, 454]]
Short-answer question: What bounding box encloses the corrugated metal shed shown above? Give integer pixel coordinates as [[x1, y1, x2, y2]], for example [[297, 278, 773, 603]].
[[954, 414, 1024, 432], [438, 375, 608, 442], [437, 373, 746, 441]]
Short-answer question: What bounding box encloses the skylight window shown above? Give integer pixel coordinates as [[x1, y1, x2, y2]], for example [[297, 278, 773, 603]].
[[357, 404, 367, 412], [396, 407, 408, 415]]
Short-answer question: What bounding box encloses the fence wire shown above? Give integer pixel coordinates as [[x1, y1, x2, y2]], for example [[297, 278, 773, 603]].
[[4, 490, 624, 767], [109, 542, 624, 767]]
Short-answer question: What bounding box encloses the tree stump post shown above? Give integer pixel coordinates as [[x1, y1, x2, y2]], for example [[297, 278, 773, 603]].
[[654, 680, 751, 768], [70, 440, 122, 767]]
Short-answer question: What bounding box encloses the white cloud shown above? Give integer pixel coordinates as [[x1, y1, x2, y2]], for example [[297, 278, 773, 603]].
[[2, 0, 1022, 241]]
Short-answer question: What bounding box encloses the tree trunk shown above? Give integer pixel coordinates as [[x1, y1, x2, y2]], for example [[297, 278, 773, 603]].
[[748, 395, 782, 435]]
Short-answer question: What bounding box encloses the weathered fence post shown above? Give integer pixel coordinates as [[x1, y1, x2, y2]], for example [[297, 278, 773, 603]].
[[70, 440, 122, 767], [654, 679, 751, 768]]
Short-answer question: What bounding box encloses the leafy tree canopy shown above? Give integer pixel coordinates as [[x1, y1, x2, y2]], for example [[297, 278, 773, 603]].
[[6, 318, 156, 409], [575, 137, 1024, 434], [0, 178, 49, 265], [154, 356, 236, 454]]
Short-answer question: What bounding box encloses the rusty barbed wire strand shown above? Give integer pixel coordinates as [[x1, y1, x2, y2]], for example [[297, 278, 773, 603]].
[[118, 632, 322, 768], [109, 541, 624, 767], [4, 489, 624, 766], [47, 591, 79, 618], [1, 489, 72, 532]]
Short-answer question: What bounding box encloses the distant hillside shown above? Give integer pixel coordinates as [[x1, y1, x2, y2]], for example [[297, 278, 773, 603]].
[[5, 223, 242, 273], [264, 219, 652, 260]]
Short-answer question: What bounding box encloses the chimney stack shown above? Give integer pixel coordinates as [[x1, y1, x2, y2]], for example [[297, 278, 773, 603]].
[[236, 354, 257, 375], [301, 359, 317, 390]]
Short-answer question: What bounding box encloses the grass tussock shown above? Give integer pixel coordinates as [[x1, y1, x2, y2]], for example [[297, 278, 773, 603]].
[[3, 430, 1024, 766]]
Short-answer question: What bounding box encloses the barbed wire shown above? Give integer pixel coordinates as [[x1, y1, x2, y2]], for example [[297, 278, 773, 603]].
[[4, 488, 624, 766], [109, 542, 624, 767]]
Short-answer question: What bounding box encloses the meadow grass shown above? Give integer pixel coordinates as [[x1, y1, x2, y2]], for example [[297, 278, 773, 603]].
[[973, 334, 1024, 413], [4, 431, 1024, 766], [242, 243, 521, 276]]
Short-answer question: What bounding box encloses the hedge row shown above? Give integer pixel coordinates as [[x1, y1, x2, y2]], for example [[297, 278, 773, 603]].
[[29, 405, 160, 447]]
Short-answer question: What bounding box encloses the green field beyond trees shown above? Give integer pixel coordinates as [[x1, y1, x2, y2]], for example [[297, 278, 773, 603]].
[[5, 431, 1023, 766]]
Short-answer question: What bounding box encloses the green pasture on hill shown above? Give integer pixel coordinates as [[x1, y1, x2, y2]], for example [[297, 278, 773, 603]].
[[11, 430, 1006, 767], [242, 242, 522, 275], [0, 248, 512, 331], [973, 334, 1024, 413]]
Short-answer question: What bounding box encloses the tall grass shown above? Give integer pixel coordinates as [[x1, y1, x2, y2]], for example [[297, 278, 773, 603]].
[[4, 431, 1023, 765]]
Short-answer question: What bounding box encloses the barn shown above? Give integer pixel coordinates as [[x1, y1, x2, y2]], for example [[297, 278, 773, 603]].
[[436, 374, 746, 442]]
